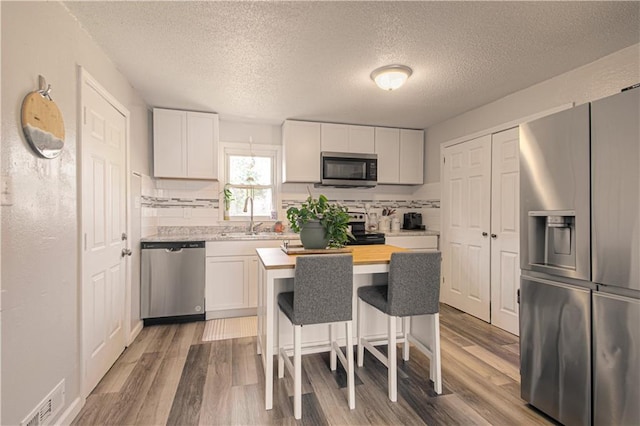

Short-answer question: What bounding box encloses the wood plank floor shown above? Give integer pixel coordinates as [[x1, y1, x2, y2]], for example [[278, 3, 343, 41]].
[[72, 304, 557, 425]]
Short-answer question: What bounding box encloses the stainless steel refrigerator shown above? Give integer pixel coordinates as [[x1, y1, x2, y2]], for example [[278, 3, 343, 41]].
[[590, 87, 639, 426], [519, 86, 639, 426]]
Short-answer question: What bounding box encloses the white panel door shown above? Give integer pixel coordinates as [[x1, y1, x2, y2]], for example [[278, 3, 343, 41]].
[[81, 74, 127, 395], [374, 127, 400, 183], [490, 128, 520, 335], [442, 135, 491, 321]]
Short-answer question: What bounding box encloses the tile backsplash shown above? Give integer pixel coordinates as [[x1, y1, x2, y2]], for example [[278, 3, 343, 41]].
[[139, 177, 441, 235]]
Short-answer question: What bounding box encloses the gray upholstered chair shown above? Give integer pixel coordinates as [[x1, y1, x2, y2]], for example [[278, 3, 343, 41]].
[[357, 251, 442, 402], [277, 254, 355, 419]]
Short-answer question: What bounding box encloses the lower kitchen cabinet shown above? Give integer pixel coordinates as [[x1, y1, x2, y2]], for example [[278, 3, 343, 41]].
[[205, 239, 299, 319], [385, 234, 438, 250], [206, 256, 249, 311]]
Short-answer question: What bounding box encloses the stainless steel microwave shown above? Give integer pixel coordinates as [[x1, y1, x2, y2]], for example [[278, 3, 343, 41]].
[[321, 152, 377, 187]]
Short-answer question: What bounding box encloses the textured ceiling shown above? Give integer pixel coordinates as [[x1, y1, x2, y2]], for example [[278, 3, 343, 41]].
[[63, 1, 639, 129]]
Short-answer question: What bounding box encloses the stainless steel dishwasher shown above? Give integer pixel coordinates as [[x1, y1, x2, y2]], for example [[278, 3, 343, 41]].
[[141, 241, 205, 325]]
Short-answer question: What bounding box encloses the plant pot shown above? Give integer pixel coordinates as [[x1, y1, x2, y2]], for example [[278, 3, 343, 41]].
[[299, 220, 329, 249]]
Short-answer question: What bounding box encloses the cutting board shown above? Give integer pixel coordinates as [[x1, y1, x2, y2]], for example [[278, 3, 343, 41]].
[[280, 244, 352, 255], [21, 91, 65, 158]]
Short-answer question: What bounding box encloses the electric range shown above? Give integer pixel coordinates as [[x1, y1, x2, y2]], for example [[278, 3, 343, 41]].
[[346, 212, 386, 245]]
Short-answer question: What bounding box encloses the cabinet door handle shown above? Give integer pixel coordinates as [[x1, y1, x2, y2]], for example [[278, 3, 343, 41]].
[[482, 232, 488, 237], [491, 234, 497, 239]]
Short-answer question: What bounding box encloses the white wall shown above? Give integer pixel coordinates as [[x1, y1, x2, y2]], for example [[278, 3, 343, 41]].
[[423, 44, 640, 183], [1, 2, 150, 424]]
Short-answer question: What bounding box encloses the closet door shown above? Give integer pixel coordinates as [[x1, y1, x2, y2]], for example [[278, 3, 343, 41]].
[[490, 127, 520, 335], [442, 135, 491, 322]]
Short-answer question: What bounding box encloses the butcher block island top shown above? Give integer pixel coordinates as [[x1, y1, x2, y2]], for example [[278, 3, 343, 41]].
[[256, 244, 409, 270]]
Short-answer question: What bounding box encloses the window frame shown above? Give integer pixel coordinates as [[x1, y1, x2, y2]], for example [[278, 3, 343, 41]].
[[221, 143, 279, 222]]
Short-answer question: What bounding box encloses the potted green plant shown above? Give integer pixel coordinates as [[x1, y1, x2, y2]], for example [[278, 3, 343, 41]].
[[286, 193, 353, 249], [220, 183, 234, 220]]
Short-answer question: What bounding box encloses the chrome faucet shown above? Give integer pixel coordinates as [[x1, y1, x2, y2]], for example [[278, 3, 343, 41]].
[[243, 196, 262, 234]]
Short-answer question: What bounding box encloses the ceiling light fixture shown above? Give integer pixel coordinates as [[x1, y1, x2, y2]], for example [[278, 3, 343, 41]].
[[370, 64, 413, 91]]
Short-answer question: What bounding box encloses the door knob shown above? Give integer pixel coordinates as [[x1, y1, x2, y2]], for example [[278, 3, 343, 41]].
[[482, 232, 488, 237], [491, 234, 497, 239], [121, 248, 132, 258]]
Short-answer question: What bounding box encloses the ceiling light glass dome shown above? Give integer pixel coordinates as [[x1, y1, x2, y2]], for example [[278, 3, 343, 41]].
[[370, 65, 413, 91]]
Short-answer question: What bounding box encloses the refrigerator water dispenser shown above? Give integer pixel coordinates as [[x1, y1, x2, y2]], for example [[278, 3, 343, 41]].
[[527, 210, 586, 278]]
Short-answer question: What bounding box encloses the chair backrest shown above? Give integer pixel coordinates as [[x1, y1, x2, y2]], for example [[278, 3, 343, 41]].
[[293, 254, 353, 325], [388, 251, 441, 317]]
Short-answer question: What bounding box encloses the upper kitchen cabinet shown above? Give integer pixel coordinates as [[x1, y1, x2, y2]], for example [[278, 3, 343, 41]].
[[321, 123, 375, 153], [374, 127, 424, 184], [374, 127, 400, 183], [399, 129, 424, 184], [153, 108, 219, 179], [282, 120, 321, 183]]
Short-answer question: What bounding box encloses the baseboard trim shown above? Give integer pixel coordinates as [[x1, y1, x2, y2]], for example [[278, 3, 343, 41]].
[[128, 320, 143, 345], [206, 307, 257, 320], [55, 396, 83, 426]]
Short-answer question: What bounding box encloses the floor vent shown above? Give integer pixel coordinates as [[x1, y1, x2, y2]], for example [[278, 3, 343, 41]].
[[20, 379, 65, 426]]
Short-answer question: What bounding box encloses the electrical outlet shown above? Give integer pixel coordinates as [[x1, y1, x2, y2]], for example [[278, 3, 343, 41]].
[[1, 175, 14, 206]]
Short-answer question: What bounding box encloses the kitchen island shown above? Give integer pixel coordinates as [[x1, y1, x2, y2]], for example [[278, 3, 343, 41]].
[[256, 244, 442, 410]]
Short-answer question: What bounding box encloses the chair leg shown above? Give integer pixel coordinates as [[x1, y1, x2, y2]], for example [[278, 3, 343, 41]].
[[294, 324, 302, 419], [432, 313, 442, 394], [402, 316, 410, 361], [277, 310, 284, 378], [388, 315, 397, 402], [357, 298, 364, 367], [345, 321, 355, 410], [329, 323, 337, 371]]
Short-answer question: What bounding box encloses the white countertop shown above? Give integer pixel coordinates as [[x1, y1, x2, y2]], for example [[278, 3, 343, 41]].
[[141, 232, 300, 243], [382, 229, 440, 237], [141, 229, 439, 243]]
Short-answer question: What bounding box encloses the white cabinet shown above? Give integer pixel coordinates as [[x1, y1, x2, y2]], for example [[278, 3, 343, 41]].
[[282, 120, 321, 183], [399, 129, 424, 184], [206, 257, 247, 310], [374, 127, 424, 184], [205, 239, 300, 318], [441, 127, 520, 335], [374, 127, 400, 183], [153, 108, 219, 179], [282, 119, 423, 184], [321, 123, 375, 153], [385, 235, 438, 250]]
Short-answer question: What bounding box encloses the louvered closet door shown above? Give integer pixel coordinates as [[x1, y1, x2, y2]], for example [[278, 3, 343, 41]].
[[442, 135, 491, 322], [490, 127, 520, 335]]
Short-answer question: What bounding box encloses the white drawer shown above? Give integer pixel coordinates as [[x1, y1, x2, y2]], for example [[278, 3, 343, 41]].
[[385, 235, 438, 250], [206, 239, 300, 257]]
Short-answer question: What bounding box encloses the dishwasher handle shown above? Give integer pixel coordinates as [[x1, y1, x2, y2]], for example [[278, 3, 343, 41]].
[[166, 248, 183, 253], [141, 241, 205, 250]]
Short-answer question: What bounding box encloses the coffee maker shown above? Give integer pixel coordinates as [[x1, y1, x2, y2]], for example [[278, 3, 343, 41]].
[[403, 212, 425, 230]]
